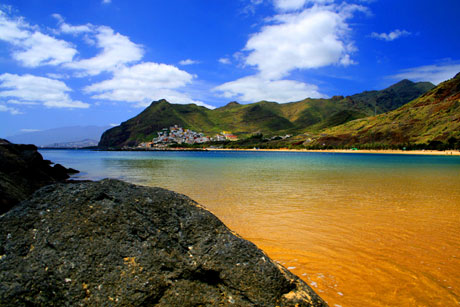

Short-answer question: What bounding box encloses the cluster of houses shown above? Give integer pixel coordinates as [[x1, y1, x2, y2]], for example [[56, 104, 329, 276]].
[[138, 125, 238, 148]]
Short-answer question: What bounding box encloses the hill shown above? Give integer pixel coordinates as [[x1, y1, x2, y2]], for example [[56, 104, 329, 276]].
[[99, 80, 433, 148], [311, 73, 460, 149]]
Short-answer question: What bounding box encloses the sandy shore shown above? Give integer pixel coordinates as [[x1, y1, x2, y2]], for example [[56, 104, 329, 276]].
[[206, 148, 460, 156]]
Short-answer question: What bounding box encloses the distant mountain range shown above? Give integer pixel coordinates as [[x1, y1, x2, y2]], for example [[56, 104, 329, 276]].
[[99, 79, 434, 148], [7, 126, 111, 148], [44, 139, 100, 148], [311, 72, 460, 149]]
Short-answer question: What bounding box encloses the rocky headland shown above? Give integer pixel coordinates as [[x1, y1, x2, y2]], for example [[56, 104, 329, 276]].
[[0, 139, 78, 214], [0, 141, 327, 306]]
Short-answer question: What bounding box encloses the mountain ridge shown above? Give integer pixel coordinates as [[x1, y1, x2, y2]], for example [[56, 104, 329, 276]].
[[311, 73, 460, 149], [99, 80, 435, 148]]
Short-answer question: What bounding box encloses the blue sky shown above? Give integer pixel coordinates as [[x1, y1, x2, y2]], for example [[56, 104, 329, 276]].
[[1, 0, 459, 137]]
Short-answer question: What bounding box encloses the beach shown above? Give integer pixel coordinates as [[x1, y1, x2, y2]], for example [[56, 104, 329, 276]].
[[207, 148, 460, 155]]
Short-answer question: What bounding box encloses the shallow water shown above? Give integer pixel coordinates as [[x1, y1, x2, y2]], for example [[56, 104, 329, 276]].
[[40, 150, 460, 307]]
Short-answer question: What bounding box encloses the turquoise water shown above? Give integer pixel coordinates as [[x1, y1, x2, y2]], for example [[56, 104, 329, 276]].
[[39, 149, 460, 182], [39, 149, 460, 307]]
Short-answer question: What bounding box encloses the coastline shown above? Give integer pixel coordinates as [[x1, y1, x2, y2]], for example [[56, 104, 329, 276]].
[[205, 148, 460, 156], [67, 146, 460, 156]]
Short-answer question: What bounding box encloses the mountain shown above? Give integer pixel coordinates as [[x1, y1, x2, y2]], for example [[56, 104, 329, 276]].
[[44, 139, 99, 148], [99, 80, 434, 148], [311, 73, 460, 149], [7, 125, 111, 147]]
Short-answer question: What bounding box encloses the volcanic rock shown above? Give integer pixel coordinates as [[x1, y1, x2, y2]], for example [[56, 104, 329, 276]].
[[0, 179, 327, 306], [0, 139, 79, 214]]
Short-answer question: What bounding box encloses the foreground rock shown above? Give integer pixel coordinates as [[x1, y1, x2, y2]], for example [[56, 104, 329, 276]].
[[0, 139, 78, 214], [0, 179, 327, 306]]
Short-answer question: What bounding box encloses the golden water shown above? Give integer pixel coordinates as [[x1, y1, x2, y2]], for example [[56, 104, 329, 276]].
[[41, 150, 460, 306]]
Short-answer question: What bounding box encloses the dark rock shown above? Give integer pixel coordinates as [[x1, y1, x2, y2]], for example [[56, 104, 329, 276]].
[[0, 179, 327, 306], [0, 139, 79, 214]]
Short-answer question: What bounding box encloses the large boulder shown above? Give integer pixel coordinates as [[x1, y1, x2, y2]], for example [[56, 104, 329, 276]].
[[0, 179, 327, 306], [0, 139, 78, 214]]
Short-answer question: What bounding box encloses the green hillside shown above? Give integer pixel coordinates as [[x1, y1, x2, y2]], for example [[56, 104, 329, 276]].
[[99, 79, 434, 148], [310, 73, 460, 149]]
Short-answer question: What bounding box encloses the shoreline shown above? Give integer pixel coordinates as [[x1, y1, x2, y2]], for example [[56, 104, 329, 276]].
[[42, 147, 460, 156], [205, 148, 460, 156]]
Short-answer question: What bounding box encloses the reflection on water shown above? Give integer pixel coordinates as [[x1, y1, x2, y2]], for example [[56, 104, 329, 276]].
[[40, 150, 460, 307]]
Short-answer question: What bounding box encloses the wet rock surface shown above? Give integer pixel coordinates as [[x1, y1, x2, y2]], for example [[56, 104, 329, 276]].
[[0, 179, 327, 306], [0, 139, 78, 214]]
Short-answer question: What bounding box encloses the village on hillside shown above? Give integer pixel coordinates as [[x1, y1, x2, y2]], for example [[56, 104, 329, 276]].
[[138, 125, 238, 148]]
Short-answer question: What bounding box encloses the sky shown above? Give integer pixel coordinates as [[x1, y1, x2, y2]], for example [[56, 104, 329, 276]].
[[1, 0, 459, 137]]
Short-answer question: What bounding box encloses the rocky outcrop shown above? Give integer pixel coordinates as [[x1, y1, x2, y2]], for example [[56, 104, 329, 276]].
[[0, 179, 327, 306], [0, 139, 78, 214]]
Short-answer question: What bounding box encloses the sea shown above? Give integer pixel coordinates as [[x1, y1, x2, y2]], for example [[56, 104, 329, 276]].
[[39, 149, 460, 307]]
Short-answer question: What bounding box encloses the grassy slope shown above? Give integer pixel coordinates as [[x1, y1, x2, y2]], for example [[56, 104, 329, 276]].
[[98, 80, 434, 148], [313, 73, 460, 148]]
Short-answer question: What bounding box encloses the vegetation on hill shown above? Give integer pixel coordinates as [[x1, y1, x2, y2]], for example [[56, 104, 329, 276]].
[[99, 80, 434, 148], [309, 73, 460, 150]]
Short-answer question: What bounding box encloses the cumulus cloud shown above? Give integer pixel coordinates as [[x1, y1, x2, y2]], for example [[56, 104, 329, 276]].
[[50, 16, 144, 76], [12, 32, 77, 67], [0, 73, 89, 108], [214, 2, 364, 102], [0, 10, 77, 67], [213, 75, 325, 102], [0, 9, 208, 110], [0, 10, 29, 42], [179, 59, 199, 65], [391, 63, 460, 85], [244, 4, 362, 79], [65, 26, 144, 76], [0, 104, 21, 115], [84, 62, 214, 108], [371, 29, 410, 41]]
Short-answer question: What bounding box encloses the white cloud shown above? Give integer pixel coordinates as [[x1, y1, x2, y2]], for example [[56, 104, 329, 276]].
[[371, 29, 410, 41], [273, 0, 334, 11], [244, 4, 362, 79], [0, 104, 21, 115], [274, 0, 307, 11], [12, 31, 77, 67], [214, 2, 365, 103], [0, 9, 206, 110], [218, 57, 231, 64], [102, 0, 112, 4], [0, 73, 89, 108], [179, 59, 199, 65], [65, 26, 143, 76], [0, 10, 77, 67], [20, 128, 40, 132], [84, 62, 214, 108], [213, 75, 325, 103], [0, 10, 29, 42], [391, 63, 460, 85], [52, 14, 93, 35]]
